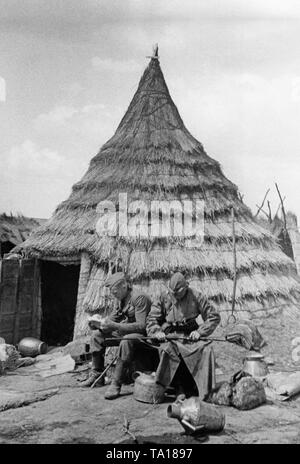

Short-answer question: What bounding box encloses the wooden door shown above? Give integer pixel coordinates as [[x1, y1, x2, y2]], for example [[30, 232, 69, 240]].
[[0, 258, 40, 344]]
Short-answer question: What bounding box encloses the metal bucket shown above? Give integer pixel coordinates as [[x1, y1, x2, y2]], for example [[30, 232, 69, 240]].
[[167, 395, 225, 434], [242, 353, 269, 377], [18, 337, 48, 358], [133, 371, 165, 404]]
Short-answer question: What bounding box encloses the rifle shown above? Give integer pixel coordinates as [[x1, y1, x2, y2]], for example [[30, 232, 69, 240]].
[[104, 335, 227, 343]]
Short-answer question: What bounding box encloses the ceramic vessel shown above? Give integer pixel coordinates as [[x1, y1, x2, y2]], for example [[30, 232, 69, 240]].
[[18, 337, 48, 358]]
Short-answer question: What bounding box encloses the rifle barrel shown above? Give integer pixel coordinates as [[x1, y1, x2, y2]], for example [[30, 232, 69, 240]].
[[104, 336, 227, 343]]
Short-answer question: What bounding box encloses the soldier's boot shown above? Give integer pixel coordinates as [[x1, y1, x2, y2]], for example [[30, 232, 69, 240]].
[[80, 352, 105, 387], [104, 358, 127, 400]]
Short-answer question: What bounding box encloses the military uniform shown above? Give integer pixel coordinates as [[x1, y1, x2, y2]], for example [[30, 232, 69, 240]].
[[90, 290, 151, 363], [81, 271, 153, 396], [147, 287, 220, 338], [146, 282, 220, 400]]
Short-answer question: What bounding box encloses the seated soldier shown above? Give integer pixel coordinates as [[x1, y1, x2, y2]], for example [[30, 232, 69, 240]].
[[146, 272, 221, 400], [81, 272, 151, 400]]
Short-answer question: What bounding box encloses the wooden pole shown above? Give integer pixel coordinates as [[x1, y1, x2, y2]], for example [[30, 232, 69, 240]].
[[12, 258, 21, 345], [73, 253, 92, 339], [231, 207, 237, 321]]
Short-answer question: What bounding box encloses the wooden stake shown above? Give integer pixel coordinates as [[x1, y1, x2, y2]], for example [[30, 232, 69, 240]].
[[231, 207, 237, 321]]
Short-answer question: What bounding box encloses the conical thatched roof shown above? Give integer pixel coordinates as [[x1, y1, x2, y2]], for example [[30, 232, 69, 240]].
[[19, 52, 300, 320]]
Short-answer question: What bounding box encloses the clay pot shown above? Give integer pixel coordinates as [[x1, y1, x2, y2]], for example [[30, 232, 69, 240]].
[[18, 337, 48, 358]]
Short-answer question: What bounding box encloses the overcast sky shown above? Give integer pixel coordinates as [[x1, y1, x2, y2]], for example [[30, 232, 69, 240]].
[[1, 0, 300, 221]]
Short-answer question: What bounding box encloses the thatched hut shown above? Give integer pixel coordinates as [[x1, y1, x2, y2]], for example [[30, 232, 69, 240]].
[[0, 213, 46, 258], [14, 50, 300, 344]]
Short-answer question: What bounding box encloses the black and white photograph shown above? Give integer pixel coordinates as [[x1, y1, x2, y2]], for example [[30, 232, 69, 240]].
[[1, 0, 300, 448]]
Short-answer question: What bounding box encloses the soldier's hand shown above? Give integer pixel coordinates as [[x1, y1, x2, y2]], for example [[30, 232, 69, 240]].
[[88, 320, 100, 330], [88, 318, 102, 330], [100, 318, 116, 333], [154, 331, 166, 342], [189, 330, 201, 341]]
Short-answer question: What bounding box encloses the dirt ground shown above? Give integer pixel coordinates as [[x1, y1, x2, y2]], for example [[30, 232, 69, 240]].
[[1, 311, 300, 445], [1, 364, 300, 445]]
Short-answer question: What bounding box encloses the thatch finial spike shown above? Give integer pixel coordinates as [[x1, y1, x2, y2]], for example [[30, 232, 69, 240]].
[[146, 43, 159, 60]]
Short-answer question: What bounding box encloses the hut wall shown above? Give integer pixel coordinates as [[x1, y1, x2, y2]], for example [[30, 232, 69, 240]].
[[73, 253, 92, 339]]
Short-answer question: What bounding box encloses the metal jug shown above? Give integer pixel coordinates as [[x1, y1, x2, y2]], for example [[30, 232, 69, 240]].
[[167, 394, 225, 434], [133, 371, 165, 404]]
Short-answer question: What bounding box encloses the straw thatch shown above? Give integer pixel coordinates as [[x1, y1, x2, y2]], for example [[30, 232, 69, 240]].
[[17, 52, 300, 327], [0, 213, 45, 248]]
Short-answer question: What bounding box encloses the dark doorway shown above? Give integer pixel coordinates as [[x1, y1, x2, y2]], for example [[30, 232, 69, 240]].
[[40, 261, 80, 346], [0, 241, 15, 258]]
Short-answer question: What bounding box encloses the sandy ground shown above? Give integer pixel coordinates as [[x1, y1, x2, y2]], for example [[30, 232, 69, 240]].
[[1, 312, 300, 445], [1, 365, 300, 445]]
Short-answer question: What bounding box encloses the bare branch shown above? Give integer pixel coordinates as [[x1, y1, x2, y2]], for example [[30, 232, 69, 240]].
[[254, 188, 270, 217], [122, 414, 138, 444], [275, 183, 287, 231], [274, 196, 286, 218], [255, 204, 270, 220], [267, 200, 272, 223]]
